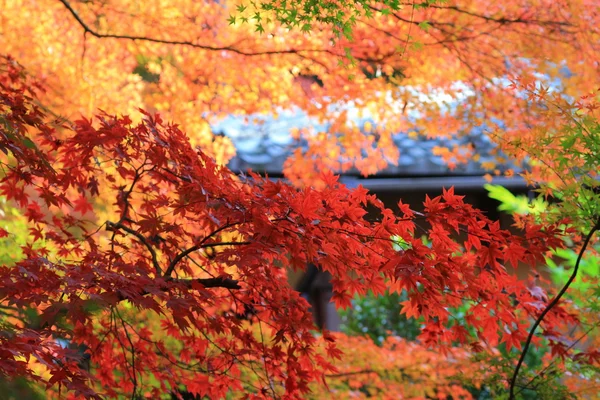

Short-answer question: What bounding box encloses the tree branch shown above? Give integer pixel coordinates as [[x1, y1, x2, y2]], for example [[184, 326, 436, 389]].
[[37, 276, 240, 330], [164, 221, 245, 278], [171, 277, 241, 290], [107, 221, 162, 275], [429, 4, 574, 28], [57, 0, 404, 65], [164, 240, 251, 278], [509, 217, 600, 399], [57, 0, 332, 57], [516, 320, 600, 397], [326, 369, 376, 378]]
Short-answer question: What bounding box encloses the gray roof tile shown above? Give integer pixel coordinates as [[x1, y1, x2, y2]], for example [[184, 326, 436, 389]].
[[212, 110, 523, 177]]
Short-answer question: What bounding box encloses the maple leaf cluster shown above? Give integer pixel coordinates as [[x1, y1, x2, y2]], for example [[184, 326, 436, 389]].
[[0, 57, 588, 398], [3, 0, 599, 182]]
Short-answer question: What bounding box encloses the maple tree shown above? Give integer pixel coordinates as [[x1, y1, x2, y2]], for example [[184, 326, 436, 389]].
[[1, 0, 600, 398], [494, 83, 600, 399], [2, 52, 600, 398], [484, 182, 600, 400], [0, 55, 592, 397], [2, 0, 599, 180]]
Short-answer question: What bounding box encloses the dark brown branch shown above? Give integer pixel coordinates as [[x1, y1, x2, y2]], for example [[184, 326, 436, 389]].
[[57, 0, 331, 57], [202, 241, 252, 249], [171, 277, 241, 290], [429, 4, 574, 28], [326, 369, 376, 378], [57, 0, 411, 65], [108, 218, 249, 281], [107, 221, 162, 275], [114, 307, 138, 399], [37, 276, 240, 330], [164, 240, 251, 278], [509, 217, 600, 399], [164, 221, 245, 277], [517, 321, 600, 396]]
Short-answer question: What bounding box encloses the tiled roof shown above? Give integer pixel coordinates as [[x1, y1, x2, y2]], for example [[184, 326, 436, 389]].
[[211, 109, 521, 177]]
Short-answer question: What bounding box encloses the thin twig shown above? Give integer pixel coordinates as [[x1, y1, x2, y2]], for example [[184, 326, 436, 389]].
[[108, 221, 163, 275], [164, 221, 243, 277], [115, 308, 138, 400], [58, 0, 334, 57], [515, 320, 600, 396], [326, 369, 376, 378], [509, 217, 600, 399]]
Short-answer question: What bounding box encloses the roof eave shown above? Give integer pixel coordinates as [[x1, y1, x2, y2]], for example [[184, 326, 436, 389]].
[[340, 175, 529, 192]]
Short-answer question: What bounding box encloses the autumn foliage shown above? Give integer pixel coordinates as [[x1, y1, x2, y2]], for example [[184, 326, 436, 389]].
[[0, 54, 597, 399], [2, 0, 599, 180], [2, 0, 600, 398]]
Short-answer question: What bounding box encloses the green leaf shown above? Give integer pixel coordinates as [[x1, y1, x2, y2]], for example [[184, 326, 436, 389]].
[[560, 135, 577, 149], [410, 41, 424, 51], [391, 235, 412, 251], [21, 137, 37, 150], [418, 21, 431, 31]]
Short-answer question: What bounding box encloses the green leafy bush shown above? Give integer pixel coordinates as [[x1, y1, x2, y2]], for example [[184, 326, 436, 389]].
[[339, 290, 421, 344]]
